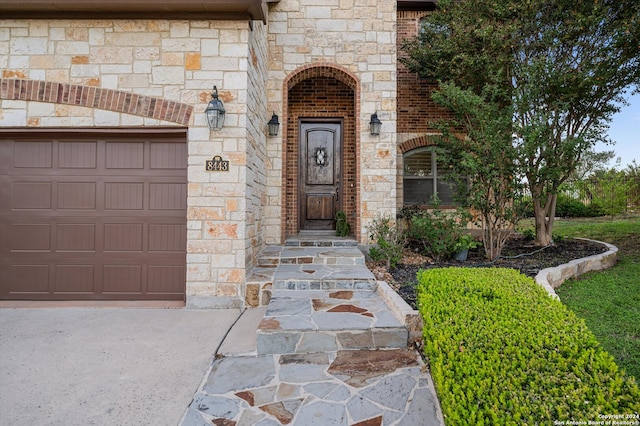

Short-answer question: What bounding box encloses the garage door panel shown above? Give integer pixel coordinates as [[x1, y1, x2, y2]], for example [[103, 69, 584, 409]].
[[11, 224, 51, 251], [105, 142, 144, 169], [104, 182, 144, 210], [1, 133, 187, 301], [149, 224, 186, 252], [148, 266, 185, 293], [151, 142, 187, 169], [104, 223, 143, 252], [54, 265, 95, 293], [58, 141, 97, 169], [149, 183, 186, 210], [10, 265, 51, 293], [12, 182, 52, 209], [58, 182, 97, 210], [56, 224, 96, 251], [103, 265, 142, 293], [13, 141, 52, 168]]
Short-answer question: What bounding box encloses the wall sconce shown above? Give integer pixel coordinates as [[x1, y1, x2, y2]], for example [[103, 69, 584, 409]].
[[267, 112, 280, 136], [204, 85, 225, 131], [369, 112, 382, 136]]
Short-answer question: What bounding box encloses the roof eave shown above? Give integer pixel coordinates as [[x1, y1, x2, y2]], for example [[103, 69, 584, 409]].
[[0, 0, 271, 23]]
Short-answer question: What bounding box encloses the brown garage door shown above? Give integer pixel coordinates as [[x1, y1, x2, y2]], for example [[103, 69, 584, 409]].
[[0, 129, 187, 301]]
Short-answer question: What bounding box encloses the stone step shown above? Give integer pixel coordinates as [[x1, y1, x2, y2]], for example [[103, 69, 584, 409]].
[[256, 290, 408, 355], [272, 264, 377, 291], [285, 232, 358, 248], [257, 246, 365, 268], [246, 246, 375, 307]]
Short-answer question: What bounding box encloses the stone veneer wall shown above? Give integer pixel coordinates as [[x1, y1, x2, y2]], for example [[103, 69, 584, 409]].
[[265, 0, 398, 243], [0, 19, 268, 308], [244, 23, 269, 288]]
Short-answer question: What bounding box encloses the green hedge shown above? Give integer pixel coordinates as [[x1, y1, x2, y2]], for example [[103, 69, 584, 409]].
[[555, 194, 604, 218], [417, 268, 640, 425]]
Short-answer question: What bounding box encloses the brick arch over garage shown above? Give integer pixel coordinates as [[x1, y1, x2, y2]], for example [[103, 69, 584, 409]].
[[281, 63, 361, 241], [0, 78, 193, 125]]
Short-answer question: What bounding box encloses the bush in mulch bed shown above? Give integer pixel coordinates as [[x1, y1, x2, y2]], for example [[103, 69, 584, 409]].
[[417, 267, 640, 425], [391, 236, 608, 310]]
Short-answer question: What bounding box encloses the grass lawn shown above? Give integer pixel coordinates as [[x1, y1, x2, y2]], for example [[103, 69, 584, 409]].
[[528, 216, 640, 380]]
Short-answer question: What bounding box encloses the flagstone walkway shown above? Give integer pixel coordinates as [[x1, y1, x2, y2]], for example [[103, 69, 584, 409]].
[[181, 234, 445, 426], [182, 349, 442, 426]]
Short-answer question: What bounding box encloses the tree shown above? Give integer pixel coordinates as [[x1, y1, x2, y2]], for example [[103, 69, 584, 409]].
[[402, 0, 523, 259], [570, 149, 617, 181], [431, 83, 521, 261], [625, 161, 640, 209], [403, 0, 640, 246], [512, 0, 640, 244]]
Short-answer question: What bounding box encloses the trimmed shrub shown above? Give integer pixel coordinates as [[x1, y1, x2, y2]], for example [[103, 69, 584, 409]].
[[401, 205, 472, 261], [335, 210, 350, 237], [555, 193, 604, 218], [516, 194, 604, 218], [417, 268, 640, 425], [367, 215, 405, 269]]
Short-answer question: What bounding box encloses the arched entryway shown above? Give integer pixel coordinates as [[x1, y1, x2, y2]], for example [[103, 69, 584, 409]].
[[282, 64, 360, 239]]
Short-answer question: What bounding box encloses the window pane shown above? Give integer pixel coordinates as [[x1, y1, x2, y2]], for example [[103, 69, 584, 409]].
[[404, 150, 432, 176], [420, 18, 451, 38], [436, 179, 457, 204], [404, 178, 434, 205]]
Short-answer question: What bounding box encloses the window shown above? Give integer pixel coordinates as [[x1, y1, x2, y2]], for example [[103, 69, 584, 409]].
[[419, 17, 450, 39], [403, 147, 458, 205]]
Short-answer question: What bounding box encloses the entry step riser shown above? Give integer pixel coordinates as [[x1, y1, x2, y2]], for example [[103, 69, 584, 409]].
[[246, 246, 374, 308], [273, 280, 377, 291], [257, 246, 365, 268], [258, 257, 365, 267], [284, 240, 358, 247]]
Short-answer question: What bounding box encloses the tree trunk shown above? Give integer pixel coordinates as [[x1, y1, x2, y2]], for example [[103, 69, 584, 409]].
[[532, 193, 557, 246]]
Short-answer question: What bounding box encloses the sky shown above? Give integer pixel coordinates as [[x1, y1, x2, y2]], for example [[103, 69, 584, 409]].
[[597, 91, 640, 169]]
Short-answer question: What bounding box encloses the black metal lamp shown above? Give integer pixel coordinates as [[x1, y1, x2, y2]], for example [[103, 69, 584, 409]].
[[205, 85, 225, 130], [369, 112, 382, 135], [267, 112, 280, 136]]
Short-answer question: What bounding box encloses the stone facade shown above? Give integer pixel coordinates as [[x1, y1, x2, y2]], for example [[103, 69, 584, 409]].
[[266, 0, 398, 243], [0, 19, 268, 308], [0, 1, 436, 308]]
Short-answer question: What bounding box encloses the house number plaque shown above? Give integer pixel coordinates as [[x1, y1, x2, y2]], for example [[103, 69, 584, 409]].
[[205, 155, 229, 171]]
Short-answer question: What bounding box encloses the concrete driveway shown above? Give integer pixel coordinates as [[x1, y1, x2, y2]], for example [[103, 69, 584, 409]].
[[0, 306, 242, 426]]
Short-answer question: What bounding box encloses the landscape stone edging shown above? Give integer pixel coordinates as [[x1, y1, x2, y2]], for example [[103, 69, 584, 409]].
[[535, 238, 618, 299], [377, 238, 618, 342]]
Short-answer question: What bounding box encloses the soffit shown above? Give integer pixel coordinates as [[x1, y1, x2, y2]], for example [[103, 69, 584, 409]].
[[0, 0, 269, 22]]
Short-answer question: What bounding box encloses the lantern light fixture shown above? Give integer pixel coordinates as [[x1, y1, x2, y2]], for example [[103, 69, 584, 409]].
[[205, 85, 225, 131], [369, 112, 382, 136], [267, 112, 280, 136]]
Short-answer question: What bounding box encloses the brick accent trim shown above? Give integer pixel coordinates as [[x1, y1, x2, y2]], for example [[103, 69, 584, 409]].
[[284, 63, 360, 91], [398, 134, 439, 154], [0, 78, 193, 126]]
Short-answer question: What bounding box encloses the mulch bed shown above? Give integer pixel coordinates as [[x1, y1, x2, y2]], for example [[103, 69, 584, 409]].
[[367, 236, 609, 310]]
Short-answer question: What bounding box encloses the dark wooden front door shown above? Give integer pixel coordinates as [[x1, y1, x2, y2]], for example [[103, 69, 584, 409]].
[[299, 121, 342, 230]]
